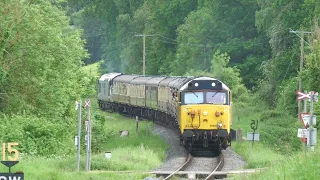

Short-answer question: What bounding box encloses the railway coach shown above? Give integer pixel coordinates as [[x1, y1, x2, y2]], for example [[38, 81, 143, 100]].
[[98, 73, 233, 155]]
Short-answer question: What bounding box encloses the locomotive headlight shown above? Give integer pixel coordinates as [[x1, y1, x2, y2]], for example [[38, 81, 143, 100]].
[[217, 122, 223, 129], [203, 111, 208, 116]]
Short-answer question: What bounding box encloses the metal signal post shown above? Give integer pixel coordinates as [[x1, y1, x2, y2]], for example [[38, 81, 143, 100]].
[[85, 99, 91, 171], [297, 91, 318, 151], [250, 120, 258, 147], [308, 91, 318, 151]]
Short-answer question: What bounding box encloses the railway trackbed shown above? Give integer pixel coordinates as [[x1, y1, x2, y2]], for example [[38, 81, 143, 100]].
[[156, 153, 225, 180]]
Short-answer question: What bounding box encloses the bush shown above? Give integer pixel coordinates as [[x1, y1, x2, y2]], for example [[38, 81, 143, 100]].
[[260, 110, 285, 122], [259, 115, 301, 154], [0, 113, 74, 156], [276, 78, 298, 115]]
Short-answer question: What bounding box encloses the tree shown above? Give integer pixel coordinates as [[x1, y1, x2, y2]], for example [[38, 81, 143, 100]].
[[0, 0, 87, 117], [185, 50, 248, 100], [174, 0, 269, 88]]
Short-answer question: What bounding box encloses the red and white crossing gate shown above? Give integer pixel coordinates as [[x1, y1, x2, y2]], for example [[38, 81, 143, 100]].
[[84, 100, 91, 108], [296, 91, 311, 100], [296, 91, 319, 101]]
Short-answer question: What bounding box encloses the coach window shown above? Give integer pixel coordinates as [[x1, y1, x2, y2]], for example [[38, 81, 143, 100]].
[[138, 85, 141, 97], [206, 92, 228, 105], [159, 87, 163, 100], [151, 87, 157, 100], [132, 85, 136, 97], [115, 83, 119, 94], [126, 84, 129, 95]]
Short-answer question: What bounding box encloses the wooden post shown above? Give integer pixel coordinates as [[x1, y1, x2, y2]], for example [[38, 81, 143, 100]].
[[146, 124, 149, 136], [236, 128, 243, 141], [136, 116, 139, 133]]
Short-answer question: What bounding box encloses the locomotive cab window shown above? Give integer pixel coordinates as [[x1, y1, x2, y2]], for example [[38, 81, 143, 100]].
[[184, 92, 204, 104], [206, 92, 228, 105]]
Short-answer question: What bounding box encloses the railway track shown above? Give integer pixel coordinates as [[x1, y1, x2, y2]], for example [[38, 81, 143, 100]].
[[163, 153, 193, 180], [204, 153, 224, 180], [159, 153, 225, 180]]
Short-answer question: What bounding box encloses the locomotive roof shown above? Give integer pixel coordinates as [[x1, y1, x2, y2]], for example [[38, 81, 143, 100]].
[[168, 77, 193, 89], [99, 73, 122, 81], [179, 77, 230, 91]]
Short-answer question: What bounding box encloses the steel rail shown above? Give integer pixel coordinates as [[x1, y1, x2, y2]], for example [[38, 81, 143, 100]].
[[205, 153, 224, 180], [163, 153, 193, 180]]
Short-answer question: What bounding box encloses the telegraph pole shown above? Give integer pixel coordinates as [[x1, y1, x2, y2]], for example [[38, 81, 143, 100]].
[[134, 34, 153, 75], [289, 29, 312, 120]]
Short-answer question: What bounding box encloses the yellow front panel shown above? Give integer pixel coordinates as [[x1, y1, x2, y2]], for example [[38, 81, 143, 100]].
[[179, 105, 231, 134]]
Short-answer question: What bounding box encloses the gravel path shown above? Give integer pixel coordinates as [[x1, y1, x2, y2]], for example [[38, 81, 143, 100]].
[[152, 123, 246, 172]]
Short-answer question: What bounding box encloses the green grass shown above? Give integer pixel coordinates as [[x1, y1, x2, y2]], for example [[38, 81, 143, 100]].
[[230, 146, 320, 180], [1, 149, 159, 180], [232, 103, 262, 133], [232, 141, 285, 169], [0, 156, 151, 180], [230, 102, 320, 179], [99, 113, 166, 153], [0, 100, 168, 180]]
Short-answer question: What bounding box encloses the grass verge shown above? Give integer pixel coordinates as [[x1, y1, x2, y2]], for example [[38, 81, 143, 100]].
[[230, 146, 320, 180], [230, 102, 320, 179], [0, 100, 168, 180]]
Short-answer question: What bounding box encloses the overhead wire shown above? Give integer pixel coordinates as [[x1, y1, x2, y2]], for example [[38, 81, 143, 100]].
[[81, 28, 303, 56]]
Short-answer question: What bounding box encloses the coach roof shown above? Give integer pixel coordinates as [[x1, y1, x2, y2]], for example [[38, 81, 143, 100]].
[[113, 74, 139, 83]]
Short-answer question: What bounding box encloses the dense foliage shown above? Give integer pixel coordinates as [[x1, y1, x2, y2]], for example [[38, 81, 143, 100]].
[[0, 113, 74, 155], [1, 0, 320, 156], [0, 0, 87, 117], [69, 0, 320, 113], [67, 0, 320, 155], [0, 0, 88, 155]]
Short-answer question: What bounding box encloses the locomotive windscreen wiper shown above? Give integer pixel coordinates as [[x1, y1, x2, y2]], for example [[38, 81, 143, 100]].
[[191, 91, 198, 98], [211, 92, 218, 98], [210, 92, 218, 104]]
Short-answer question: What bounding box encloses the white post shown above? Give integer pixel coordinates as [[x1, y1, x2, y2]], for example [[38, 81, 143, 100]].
[[88, 105, 91, 171], [85, 100, 91, 171], [304, 90, 307, 113], [308, 91, 314, 151], [77, 101, 81, 171]]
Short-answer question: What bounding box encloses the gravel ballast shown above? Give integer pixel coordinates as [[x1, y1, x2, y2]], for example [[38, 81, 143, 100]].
[[152, 123, 246, 172]]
